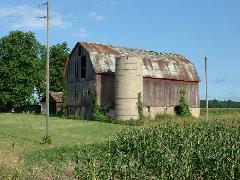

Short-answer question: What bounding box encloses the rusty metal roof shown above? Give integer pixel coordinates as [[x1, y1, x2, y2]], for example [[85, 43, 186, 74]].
[[76, 42, 200, 82], [49, 91, 63, 103]]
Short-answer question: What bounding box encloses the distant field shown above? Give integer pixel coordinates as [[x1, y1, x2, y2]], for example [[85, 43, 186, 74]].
[[0, 109, 240, 179], [201, 108, 240, 115]]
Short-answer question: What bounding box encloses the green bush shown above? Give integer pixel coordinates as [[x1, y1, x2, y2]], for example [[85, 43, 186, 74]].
[[42, 135, 52, 144], [91, 93, 111, 123], [176, 89, 192, 117]]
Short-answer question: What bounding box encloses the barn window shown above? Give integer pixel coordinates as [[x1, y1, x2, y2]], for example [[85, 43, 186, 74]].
[[81, 56, 87, 78], [147, 106, 151, 112], [78, 46, 82, 56]]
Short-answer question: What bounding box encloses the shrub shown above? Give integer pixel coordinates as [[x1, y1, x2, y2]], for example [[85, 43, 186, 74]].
[[176, 89, 192, 117], [42, 135, 52, 144], [91, 93, 111, 123]]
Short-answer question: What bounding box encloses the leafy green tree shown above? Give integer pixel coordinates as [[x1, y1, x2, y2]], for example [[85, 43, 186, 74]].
[[0, 31, 42, 111], [35, 44, 46, 99], [33, 43, 69, 100], [49, 42, 69, 92]]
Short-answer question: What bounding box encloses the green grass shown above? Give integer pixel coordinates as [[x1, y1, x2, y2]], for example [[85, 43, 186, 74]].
[[0, 113, 128, 150], [201, 108, 240, 115], [0, 113, 130, 179]]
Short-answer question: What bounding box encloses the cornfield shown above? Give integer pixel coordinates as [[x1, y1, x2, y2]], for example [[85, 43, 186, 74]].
[[75, 116, 240, 179]]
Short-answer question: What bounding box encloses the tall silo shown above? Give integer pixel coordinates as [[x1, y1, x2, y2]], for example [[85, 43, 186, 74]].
[[115, 56, 143, 121]]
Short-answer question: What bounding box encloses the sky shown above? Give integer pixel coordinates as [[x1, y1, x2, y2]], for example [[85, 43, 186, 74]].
[[0, 0, 240, 101]]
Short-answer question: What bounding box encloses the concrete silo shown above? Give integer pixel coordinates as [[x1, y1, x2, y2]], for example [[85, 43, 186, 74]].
[[115, 56, 143, 121]]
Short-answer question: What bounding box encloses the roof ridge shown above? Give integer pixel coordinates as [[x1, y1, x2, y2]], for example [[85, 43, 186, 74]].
[[80, 41, 186, 57]]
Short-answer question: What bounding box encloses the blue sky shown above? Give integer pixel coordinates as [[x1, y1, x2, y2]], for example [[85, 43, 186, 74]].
[[0, 0, 239, 101]]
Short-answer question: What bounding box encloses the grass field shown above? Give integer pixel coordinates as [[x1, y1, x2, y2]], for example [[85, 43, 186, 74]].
[[0, 113, 128, 149], [0, 113, 129, 179], [0, 109, 240, 179]]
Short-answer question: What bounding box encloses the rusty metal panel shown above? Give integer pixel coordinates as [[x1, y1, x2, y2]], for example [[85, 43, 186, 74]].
[[49, 92, 63, 103]]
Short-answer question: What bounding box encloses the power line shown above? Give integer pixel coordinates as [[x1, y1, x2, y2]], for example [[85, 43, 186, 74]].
[[0, 0, 105, 30], [52, 0, 104, 16]]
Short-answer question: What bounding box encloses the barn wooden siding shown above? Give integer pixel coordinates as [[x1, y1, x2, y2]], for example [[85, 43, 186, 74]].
[[143, 78, 199, 108], [96, 74, 199, 108]]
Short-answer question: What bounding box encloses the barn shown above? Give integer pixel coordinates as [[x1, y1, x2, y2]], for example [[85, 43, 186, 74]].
[[41, 91, 63, 115], [64, 42, 200, 120]]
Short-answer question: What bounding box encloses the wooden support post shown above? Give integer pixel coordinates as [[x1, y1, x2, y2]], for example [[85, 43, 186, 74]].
[[205, 57, 208, 120]]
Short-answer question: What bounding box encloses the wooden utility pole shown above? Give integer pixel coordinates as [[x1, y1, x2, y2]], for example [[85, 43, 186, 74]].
[[45, 0, 50, 136], [205, 57, 208, 120]]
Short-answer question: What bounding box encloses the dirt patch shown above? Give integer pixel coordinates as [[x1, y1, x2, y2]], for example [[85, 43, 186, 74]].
[[0, 149, 24, 179]]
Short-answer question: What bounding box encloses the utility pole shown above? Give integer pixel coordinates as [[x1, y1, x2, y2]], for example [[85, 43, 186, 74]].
[[205, 57, 208, 120], [45, 0, 50, 136]]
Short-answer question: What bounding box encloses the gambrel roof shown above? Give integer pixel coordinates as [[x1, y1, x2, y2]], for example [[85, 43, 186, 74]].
[[65, 42, 200, 82]]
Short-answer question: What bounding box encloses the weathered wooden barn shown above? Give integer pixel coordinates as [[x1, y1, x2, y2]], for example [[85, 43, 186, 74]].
[[64, 42, 200, 119], [41, 91, 63, 114]]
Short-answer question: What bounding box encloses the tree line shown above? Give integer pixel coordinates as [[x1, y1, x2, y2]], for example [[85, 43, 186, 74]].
[[200, 99, 240, 108], [0, 30, 69, 112]]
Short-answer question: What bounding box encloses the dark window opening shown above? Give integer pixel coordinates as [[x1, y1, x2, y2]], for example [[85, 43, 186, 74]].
[[68, 107, 72, 114], [147, 106, 151, 112], [81, 56, 86, 78], [78, 46, 82, 56], [174, 106, 180, 115]]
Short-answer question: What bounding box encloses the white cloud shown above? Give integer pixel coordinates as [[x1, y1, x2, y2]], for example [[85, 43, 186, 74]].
[[71, 27, 89, 38], [88, 12, 104, 21], [0, 5, 70, 30]]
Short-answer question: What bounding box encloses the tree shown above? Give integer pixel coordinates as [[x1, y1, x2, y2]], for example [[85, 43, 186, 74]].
[[49, 42, 69, 92], [0, 31, 42, 111], [32, 42, 70, 100]]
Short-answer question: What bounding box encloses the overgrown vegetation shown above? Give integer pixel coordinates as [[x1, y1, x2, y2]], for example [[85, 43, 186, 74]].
[[91, 93, 111, 123], [42, 135, 52, 144], [176, 89, 192, 117], [137, 92, 144, 122]]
